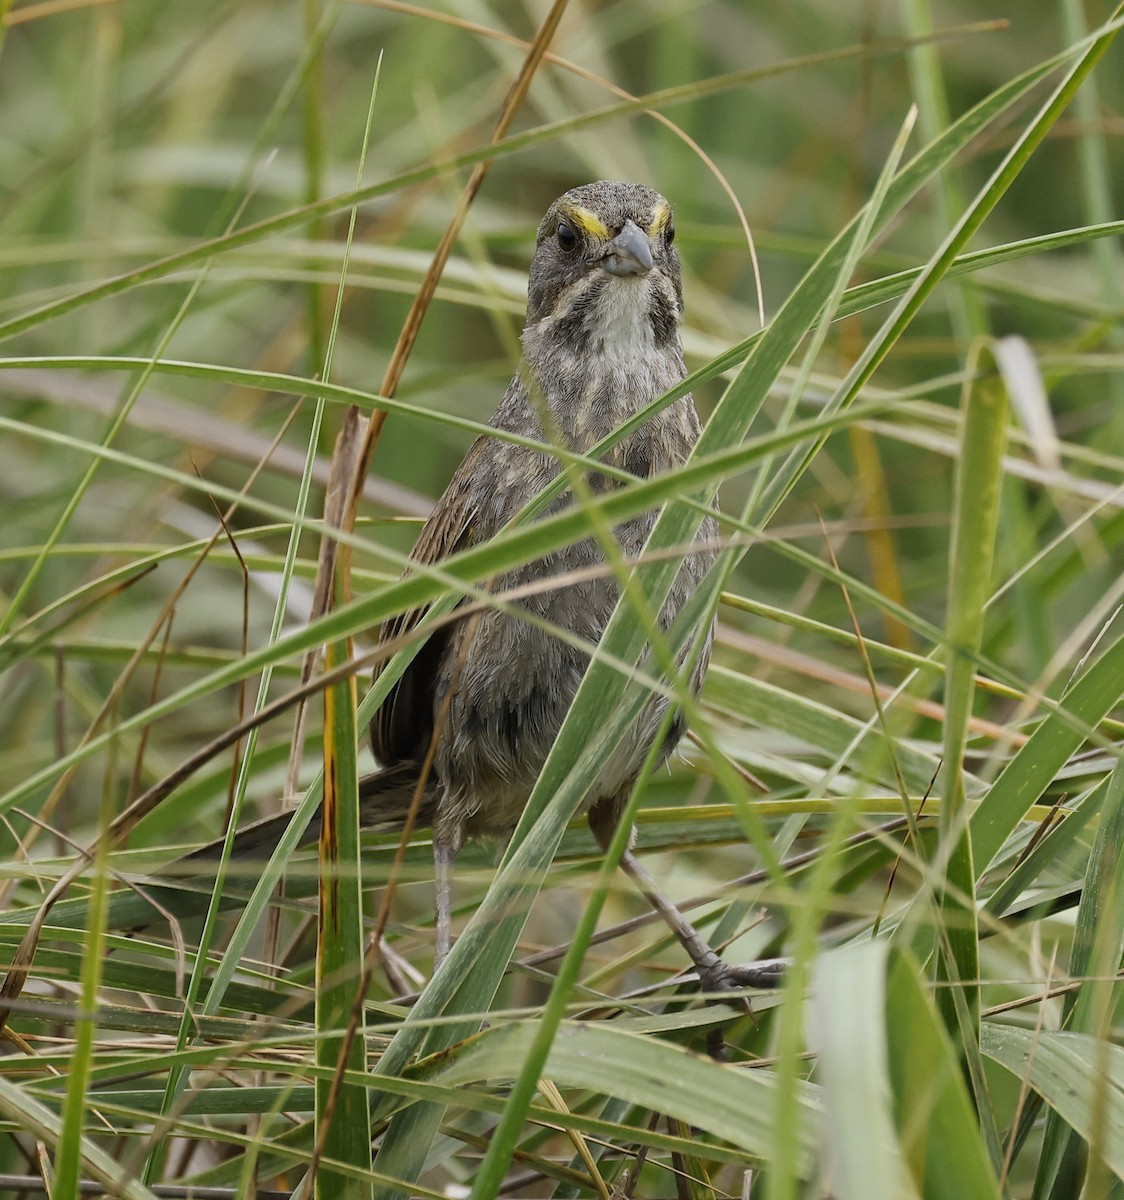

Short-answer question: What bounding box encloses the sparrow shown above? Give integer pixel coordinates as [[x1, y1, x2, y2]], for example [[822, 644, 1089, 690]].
[[205, 181, 737, 993]]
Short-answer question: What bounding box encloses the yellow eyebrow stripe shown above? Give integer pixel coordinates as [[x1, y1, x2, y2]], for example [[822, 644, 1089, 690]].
[[647, 202, 671, 236], [565, 205, 610, 239]]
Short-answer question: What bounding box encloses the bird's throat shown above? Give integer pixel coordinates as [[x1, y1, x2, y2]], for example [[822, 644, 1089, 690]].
[[521, 276, 686, 456]]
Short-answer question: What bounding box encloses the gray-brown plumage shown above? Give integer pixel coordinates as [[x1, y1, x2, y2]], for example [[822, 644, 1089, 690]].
[[206, 181, 736, 991]]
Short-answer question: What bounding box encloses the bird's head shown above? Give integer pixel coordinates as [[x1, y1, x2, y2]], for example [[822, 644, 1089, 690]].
[[525, 181, 683, 354]]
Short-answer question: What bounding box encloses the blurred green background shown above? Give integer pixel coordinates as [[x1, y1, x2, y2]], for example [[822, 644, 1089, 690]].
[[0, 1, 1121, 1196]]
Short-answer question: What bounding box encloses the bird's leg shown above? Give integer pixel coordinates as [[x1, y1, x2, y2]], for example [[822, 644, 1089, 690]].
[[432, 821, 461, 969], [616, 846, 731, 990], [587, 801, 747, 1004]]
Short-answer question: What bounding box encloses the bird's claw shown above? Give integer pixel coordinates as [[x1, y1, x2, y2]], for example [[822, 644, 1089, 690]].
[[726, 957, 788, 989], [695, 952, 754, 1015], [694, 955, 788, 1008]]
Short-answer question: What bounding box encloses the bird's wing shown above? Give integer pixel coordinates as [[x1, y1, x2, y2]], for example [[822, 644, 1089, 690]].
[[369, 437, 490, 767]]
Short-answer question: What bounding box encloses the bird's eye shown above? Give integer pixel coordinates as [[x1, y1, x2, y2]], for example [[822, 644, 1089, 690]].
[[556, 221, 578, 253], [665, 221, 676, 246]]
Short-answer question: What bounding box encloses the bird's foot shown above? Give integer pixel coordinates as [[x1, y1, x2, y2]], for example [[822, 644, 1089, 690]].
[[693, 953, 789, 997], [692, 953, 752, 1062], [694, 951, 754, 1014], [725, 957, 788, 990], [692, 956, 789, 1026], [693, 955, 793, 1062]]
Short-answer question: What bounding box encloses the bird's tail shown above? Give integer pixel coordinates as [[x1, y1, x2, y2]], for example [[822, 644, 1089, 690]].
[[182, 761, 435, 865]]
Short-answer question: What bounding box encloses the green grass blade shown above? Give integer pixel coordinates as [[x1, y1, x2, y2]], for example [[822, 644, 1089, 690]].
[[982, 1025, 1124, 1186], [936, 342, 1009, 1034], [970, 633, 1124, 871], [315, 637, 373, 1200], [53, 816, 113, 1198], [1035, 759, 1124, 1199], [422, 1019, 820, 1174], [886, 948, 1003, 1200]]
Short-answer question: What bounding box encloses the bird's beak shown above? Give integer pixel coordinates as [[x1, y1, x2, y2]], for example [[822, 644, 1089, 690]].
[[599, 219, 654, 277]]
